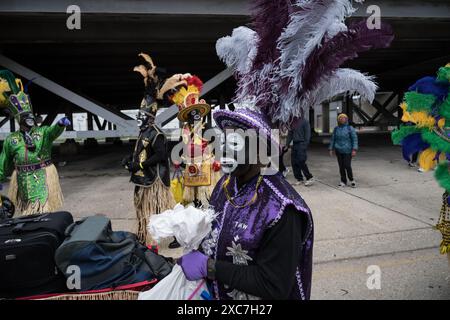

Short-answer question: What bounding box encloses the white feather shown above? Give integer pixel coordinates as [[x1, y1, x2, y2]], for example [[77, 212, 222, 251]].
[[235, 63, 274, 106], [272, 68, 377, 124], [277, 0, 355, 92], [216, 26, 259, 75], [312, 68, 378, 105]]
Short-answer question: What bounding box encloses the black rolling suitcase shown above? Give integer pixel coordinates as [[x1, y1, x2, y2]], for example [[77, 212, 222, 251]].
[[0, 211, 73, 299]]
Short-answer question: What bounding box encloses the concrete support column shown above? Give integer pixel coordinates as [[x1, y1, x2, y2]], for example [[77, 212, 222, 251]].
[[60, 138, 79, 155], [322, 102, 330, 134], [309, 106, 315, 134], [84, 138, 99, 149], [346, 95, 354, 124], [105, 137, 123, 145]]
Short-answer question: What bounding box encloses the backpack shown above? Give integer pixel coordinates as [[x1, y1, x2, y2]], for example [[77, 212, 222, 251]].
[[55, 215, 173, 291]]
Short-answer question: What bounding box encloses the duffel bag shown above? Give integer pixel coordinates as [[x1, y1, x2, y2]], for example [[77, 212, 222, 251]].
[[55, 215, 173, 291], [0, 211, 74, 298]]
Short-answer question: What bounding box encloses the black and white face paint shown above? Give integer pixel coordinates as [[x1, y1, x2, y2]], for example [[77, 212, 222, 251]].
[[25, 118, 35, 127], [136, 111, 150, 129], [219, 131, 246, 174], [19, 113, 36, 131]]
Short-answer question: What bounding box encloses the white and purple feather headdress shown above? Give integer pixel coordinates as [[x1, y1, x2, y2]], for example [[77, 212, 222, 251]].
[[214, 0, 394, 128]]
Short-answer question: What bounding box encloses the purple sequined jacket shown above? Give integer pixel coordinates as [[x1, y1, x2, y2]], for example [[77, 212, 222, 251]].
[[201, 172, 314, 300]]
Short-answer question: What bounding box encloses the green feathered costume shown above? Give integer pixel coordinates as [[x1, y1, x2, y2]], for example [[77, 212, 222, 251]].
[[391, 64, 450, 257]]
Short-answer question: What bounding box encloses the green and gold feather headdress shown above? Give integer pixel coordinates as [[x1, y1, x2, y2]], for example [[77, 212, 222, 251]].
[[0, 70, 33, 119]]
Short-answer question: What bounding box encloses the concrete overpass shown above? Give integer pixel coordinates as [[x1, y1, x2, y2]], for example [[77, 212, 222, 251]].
[[0, 0, 449, 138]]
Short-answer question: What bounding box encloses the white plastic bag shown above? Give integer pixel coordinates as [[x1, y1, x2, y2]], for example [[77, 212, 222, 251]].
[[138, 204, 215, 300], [138, 265, 209, 300]]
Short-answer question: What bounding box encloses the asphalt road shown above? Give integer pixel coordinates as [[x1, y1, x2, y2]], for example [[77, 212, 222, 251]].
[[4, 139, 449, 299]]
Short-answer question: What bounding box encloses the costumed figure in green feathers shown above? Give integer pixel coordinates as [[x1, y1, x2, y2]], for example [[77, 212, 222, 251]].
[[391, 63, 450, 266], [0, 70, 71, 216]]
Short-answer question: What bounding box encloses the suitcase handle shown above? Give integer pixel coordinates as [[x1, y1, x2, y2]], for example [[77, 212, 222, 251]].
[[0, 213, 50, 229], [64, 218, 87, 237]]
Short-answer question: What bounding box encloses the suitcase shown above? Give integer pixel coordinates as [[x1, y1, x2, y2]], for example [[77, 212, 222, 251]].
[[55, 215, 173, 291], [0, 211, 74, 298]]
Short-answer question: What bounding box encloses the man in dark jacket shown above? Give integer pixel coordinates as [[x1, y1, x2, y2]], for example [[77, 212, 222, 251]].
[[286, 118, 314, 186]]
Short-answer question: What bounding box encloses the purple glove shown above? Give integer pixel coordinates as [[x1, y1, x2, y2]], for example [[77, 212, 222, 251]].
[[58, 117, 71, 127], [178, 250, 208, 281]]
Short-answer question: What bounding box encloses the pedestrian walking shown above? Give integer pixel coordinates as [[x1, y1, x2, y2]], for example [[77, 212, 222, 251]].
[[286, 118, 314, 186], [329, 113, 358, 187]]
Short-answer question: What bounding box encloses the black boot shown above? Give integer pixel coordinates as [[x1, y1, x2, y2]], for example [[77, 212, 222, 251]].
[[168, 237, 181, 249]]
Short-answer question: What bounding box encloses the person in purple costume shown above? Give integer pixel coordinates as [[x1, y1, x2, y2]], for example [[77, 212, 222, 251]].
[[178, 108, 314, 300], [176, 0, 394, 299]]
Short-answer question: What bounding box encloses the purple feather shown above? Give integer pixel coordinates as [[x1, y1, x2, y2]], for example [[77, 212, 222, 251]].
[[250, 0, 292, 70], [301, 19, 394, 93], [401, 133, 429, 162]]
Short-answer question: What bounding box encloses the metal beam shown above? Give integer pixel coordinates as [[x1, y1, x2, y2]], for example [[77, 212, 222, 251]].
[[368, 92, 398, 125], [0, 0, 449, 18], [0, 54, 137, 135], [0, 117, 10, 129], [156, 67, 233, 127], [0, 0, 249, 16], [351, 103, 372, 124]]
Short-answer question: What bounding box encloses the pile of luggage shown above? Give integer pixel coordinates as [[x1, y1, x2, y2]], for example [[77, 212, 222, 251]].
[[0, 211, 174, 300]]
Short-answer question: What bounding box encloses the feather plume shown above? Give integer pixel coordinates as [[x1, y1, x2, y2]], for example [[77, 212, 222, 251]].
[[435, 162, 450, 192], [418, 148, 439, 171], [401, 133, 429, 162], [438, 96, 450, 119], [216, 26, 259, 75], [250, 0, 292, 69], [277, 0, 355, 91], [408, 76, 448, 102], [408, 111, 436, 128], [315, 68, 377, 103], [215, 0, 394, 127], [270, 68, 377, 124], [391, 125, 421, 145], [422, 130, 450, 154], [301, 19, 394, 93]]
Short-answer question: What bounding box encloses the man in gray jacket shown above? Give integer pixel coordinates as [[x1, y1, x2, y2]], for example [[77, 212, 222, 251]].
[[286, 118, 314, 186]]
